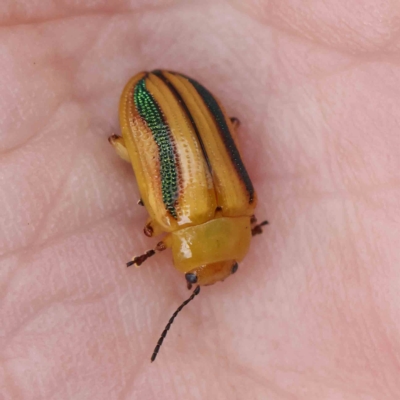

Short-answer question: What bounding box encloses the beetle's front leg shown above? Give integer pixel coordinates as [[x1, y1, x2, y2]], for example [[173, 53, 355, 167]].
[[108, 134, 130, 162], [109, 135, 143, 206], [127, 240, 169, 267]]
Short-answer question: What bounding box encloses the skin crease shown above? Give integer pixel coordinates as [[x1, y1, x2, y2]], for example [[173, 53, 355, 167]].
[[1, 0, 400, 398]]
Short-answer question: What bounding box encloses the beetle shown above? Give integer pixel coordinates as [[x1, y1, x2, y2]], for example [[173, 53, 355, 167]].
[[109, 70, 267, 361]]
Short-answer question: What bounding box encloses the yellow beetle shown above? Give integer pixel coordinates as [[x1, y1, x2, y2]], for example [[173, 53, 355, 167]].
[[109, 70, 267, 361]]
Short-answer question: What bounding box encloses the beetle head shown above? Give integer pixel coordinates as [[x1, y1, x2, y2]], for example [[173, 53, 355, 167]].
[[185, 260, 239, 289]]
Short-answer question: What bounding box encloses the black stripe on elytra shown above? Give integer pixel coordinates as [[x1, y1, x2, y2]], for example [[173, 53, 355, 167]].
[[182, 75, 255, 203], [152, 70, 213, 176], [134, 76, 179, 218]]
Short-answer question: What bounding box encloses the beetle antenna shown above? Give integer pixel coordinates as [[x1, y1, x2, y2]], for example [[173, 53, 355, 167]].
[[151, 285, 201, 362]]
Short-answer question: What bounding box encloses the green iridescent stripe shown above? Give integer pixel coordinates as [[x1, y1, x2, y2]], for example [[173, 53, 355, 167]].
[[152, 70, 213, 176], [134, 78, 178, 218]]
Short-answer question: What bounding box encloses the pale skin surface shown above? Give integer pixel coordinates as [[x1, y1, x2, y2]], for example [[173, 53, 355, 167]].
[[1, 0, 400, 398]]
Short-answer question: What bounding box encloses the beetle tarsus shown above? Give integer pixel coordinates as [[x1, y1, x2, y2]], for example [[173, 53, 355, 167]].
[[109, 134, 130, 162], [251, 220, 269, 236], [127, 249, 155, 267], [230, 117, 240, 129], [127, 242, 166, 267], [108, 134, 121, 144], [144, 224, 153, 237]]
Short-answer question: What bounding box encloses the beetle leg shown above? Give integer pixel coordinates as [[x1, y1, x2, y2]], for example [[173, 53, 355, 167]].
[[251, 219, 269, 236], [229, 117, 240, 143], [108, 134, 130, 162], [230, 117, 240, 130], [143, 218, 165, 237], [126, 241, 167, 267]]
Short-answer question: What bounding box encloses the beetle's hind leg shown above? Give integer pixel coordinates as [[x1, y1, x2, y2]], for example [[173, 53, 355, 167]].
[[109, 135, 143, 206], [230, 117, 240, 130], [230, 118, 241, 143], [251, 215, 269, 236], [127, 241, 167, 267], [108, 134, 130, 162]]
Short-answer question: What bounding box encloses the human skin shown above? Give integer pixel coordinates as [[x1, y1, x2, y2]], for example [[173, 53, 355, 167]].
[[1, 0, 400, 399]]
